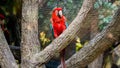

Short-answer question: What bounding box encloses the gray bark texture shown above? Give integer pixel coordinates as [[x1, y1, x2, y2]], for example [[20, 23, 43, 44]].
[[88, 54, 103, 68], [0, 27, 18, 68], [21, 0, 41, 68], [59, 7, 120, 68]]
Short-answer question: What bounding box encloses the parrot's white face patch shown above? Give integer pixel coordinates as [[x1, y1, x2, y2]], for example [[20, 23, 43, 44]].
[[59, 10, 62, 17]]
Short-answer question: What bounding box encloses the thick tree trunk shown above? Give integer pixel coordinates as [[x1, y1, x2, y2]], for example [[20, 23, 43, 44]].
[[61, 7, 120, 68], [0, 27, 18, 68], [21, 0, 41, 68]]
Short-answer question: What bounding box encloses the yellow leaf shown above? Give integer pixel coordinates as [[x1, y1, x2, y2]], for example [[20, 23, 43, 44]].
[[76, 37, 81, 43], [76, 43, 82, 48]]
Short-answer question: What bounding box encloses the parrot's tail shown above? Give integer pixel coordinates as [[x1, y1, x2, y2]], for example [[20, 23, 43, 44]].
[[60, 49, 66, 68]]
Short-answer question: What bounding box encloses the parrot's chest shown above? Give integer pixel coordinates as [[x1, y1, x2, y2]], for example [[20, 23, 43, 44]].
[[56, 23, 63, 29], [52, 16, 66, 36], [53, 22, 66, 33]]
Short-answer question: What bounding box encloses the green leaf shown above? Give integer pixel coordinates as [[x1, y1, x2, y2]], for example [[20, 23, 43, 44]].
[[98, 0, 103, 5], [99, 24, 104, 31], [109, 3, 112, 6], [103, 2, 108, 8], [103, 18, 109, 23], [94, 2, 100, 9], [68, 0, 72, 3], [47, 2, 51, 6], [99, 15, 104, 19]]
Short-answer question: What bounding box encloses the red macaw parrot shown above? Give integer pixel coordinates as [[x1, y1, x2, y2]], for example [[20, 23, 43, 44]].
[[50, 7, 67, 68]]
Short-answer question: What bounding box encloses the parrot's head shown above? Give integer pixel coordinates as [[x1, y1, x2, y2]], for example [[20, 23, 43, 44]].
[[52, 7, 63, 18]]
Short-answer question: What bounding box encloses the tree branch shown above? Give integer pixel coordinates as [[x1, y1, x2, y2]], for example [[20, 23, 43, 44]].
[[21, 0, 48, 68], [38, 0, 47, 8], [60, 7, 120, 68], [112, 42, 120, 57], [0, 28, 18, 68], [31, 0, 97, 66]]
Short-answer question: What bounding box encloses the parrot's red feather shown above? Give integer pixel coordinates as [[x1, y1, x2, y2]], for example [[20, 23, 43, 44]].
[[50, 7, 67, 68], [51, 7, 66, 38]]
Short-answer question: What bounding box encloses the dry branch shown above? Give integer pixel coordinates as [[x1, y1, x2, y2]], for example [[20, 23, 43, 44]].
[[60, 7, 120, 68]]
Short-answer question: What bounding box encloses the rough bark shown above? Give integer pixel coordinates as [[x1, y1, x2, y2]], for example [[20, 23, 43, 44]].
[[38, 0, 47, 8], [29, 0, 96, 66], [61, 7, 120, 68], [21, 0, 41, 68], [88, 54, 103, 68], [0, 27, 18, 68], [76, 1, 99, 42], [88, 6, 103, 68]]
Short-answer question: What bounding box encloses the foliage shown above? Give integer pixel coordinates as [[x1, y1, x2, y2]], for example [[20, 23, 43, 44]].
[[94, 0, 118, 31], [76, 38, 83, 51], [0, 0, 21, 16], [39, 31, 51, 48], [0, 0, 22, 45]]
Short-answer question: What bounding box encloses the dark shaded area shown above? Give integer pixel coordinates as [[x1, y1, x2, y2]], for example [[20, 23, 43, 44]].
[[0, 0, 22, 64], [112, 63, 118, 68], [0, 0, 8, 6]]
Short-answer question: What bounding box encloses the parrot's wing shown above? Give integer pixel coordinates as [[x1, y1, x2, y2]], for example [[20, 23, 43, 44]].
[[50, 24, 53, 31], [50, 24, 55, 38], [65, 22, 69, 28]]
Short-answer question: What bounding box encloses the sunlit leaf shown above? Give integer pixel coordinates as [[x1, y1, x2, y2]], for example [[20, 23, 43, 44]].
[[94, 2, 100, 9]]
